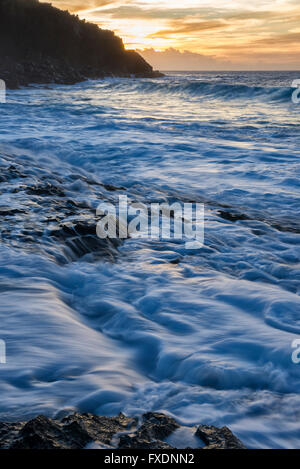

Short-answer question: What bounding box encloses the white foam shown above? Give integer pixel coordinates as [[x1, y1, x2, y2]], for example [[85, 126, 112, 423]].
[[0, 72, 299, 448]]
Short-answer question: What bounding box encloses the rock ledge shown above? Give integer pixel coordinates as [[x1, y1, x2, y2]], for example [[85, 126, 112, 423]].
[[0, 412, 246, 450]]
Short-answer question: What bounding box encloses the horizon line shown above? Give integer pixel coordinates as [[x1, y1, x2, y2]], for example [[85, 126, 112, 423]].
[[159, 69, 300, 72]]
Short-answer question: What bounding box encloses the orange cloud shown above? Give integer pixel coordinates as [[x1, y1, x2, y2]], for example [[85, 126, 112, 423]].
[[148, 20, 225, 38], [43, 1, 300, 70]]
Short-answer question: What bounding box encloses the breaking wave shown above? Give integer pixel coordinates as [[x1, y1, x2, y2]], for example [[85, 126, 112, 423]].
[[105, 78, 293, 102]]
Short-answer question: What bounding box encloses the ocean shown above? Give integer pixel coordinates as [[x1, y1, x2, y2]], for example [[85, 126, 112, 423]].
[[0, 71, 299, 449]]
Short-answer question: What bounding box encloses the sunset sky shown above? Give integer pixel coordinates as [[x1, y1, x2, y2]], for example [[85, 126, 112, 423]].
[[46, 1, 300, 70]]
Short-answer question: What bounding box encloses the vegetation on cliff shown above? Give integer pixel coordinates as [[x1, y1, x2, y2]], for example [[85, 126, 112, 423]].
[[0, 0, 159, 88]]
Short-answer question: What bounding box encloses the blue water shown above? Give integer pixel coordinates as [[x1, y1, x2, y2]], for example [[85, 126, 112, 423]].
[[0, 71, 300, 449]]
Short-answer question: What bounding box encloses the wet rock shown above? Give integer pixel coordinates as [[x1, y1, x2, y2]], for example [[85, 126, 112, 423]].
[[218, 210, 251, 223], [61, 413, 135, 447], [118, 413, 180, 449], [7, 413, 135, 450], [50, 221, 121, 262], [271, 222, 300, 234], [0, 421, 24, 448], [26, 183, 66, 198], [0, 164, 27, 182], [169, 257, 181, 265], [0, 206, 25, 216], [0, 412, 246, 450], [102, 183, 127, 192], [217, 208, 300, 234], [10, 416, 71, 450], [196, 424, 246, 450], [0, 153, 124, 264], [118, 434, 174, 450]]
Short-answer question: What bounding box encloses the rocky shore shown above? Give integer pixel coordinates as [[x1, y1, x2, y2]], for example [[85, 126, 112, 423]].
[[0, 151, 126, 264], [0, 412, 246, 450], [1, 149, 297, 266]]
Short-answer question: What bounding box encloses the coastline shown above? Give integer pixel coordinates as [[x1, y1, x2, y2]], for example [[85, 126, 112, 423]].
[[0, 412, 246, 450], [0, 57, 164, 90]]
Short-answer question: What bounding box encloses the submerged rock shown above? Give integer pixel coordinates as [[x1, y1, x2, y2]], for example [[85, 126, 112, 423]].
[[0, 153, 124, 264], [0, 412, 246, 450]]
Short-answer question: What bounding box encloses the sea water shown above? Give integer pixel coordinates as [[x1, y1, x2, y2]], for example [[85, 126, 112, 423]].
[[0, 71, 299, 449]]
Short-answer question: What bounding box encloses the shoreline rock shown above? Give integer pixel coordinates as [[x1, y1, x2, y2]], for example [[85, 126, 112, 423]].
[[0, 57, 164, 90], [0, 412, 246, 450]]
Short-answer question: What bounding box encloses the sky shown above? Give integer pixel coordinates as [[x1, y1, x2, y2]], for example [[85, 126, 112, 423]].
[[46, 1, 300, 70]]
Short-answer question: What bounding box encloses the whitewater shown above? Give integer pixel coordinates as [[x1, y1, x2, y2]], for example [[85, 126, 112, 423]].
[[0, 71, 299, 449]]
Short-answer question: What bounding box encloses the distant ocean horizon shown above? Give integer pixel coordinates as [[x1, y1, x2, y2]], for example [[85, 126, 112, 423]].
[[0, 70, 299, 449]]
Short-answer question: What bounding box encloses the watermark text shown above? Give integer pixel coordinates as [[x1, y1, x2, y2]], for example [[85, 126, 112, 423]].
[[292, 339, 300, 364], [0, 79, 6, 103], [291, 79, 300, 104], [0, 340, 6, 364], [96, 196, 204, 249]]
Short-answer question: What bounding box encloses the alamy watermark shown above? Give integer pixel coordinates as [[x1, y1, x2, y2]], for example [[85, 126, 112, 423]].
[[0, 340, 6, 364], [291, 339, 300, 364], [291, 79, 300, 104], [96, 196, 204, 249], [0, 79, 6, 103]]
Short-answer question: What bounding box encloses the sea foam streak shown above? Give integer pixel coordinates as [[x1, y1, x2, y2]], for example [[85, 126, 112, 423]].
[[0, 71, 299, 449]]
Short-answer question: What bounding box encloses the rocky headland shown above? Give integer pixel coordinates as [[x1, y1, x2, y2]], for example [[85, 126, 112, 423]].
[[0, 0, 162, 89]]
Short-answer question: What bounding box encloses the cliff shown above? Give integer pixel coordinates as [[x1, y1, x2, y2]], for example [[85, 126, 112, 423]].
[[0, 0, 161, 88]]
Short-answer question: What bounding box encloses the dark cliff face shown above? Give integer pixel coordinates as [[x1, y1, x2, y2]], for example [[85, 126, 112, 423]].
[[0, 0, 160, 88]]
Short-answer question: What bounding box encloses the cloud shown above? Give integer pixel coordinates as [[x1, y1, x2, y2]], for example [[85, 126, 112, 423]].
[[45, 1, 300, 70], [138, 48, 230, 71], [148, 21, 225, 38], [139, 47, 300, 71], [92, 5, 216, 20], [50, 1, 116, 13], [255, 31, 300, 46]]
